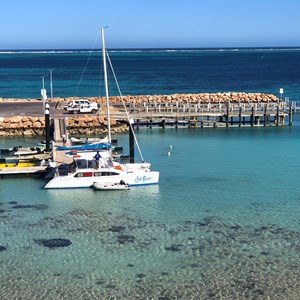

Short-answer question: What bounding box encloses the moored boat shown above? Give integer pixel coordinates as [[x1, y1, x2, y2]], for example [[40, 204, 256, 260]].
[[91, 180, 130, 190], [45, 157, 159, 188], [13, 147, 44, 157], [0, 146, 20, 156], [70, 136, 106, 144], [44, 28, 159, 189]]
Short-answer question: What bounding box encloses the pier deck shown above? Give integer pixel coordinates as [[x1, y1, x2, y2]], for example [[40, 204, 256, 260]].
[[0, 166, 48, 177], [110, 100, 292, 128]]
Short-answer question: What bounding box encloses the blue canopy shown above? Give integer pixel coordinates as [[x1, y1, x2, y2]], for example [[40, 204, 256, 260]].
[[56, 142, 111, 151]]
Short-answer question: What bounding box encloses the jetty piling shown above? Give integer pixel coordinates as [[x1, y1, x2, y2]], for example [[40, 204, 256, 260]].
[[289, 105, 293, 126], [112, 100, 290, 129]]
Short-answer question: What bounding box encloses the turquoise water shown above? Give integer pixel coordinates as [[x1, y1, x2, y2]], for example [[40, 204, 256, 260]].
[[1, 117, 300, 299], [1, 47, 300, 299]]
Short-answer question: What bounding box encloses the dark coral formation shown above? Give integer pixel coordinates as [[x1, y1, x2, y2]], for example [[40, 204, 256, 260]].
[[0, 245, 7, 252], [34, 238, 72, 248], [11, 204, 48, 210]]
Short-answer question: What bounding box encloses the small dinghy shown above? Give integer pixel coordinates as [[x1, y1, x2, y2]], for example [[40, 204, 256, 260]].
[[91, 180, 130, 191], [70, 137, 102, 144]]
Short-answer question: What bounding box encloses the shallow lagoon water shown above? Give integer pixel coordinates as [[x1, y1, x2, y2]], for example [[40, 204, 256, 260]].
[[1, 117, 300, 299]]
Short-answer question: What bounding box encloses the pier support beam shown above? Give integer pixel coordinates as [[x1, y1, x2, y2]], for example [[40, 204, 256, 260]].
[[289, 105, 293, 126], [159, 119, 166, 128], [264, 105, 267, 126], [239, 107, 242, 127], [226, 105, 229, 128]]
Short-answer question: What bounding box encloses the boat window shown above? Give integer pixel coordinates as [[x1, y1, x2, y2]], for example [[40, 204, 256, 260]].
[[107, 158, 114, 167], [74, 172, 93, 177], [83, 172, 93, 177], [70, 162, 76, 173], [58, 164, 69, 176], [93, 172, 119, 177], [74, 173, 84, 177], [88, 160, 96, 169], [76, 159, 88, 169]]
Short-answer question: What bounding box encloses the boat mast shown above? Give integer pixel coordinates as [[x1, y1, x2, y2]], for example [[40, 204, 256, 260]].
[[101, 27, 112, 148]]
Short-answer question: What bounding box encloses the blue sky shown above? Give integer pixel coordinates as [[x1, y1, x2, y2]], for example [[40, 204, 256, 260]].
[[1, 0, 299, 49]]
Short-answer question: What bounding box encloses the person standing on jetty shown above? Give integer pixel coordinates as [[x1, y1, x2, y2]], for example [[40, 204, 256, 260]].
[[62, 134, 67, 146], [94, 151, 101, 169]]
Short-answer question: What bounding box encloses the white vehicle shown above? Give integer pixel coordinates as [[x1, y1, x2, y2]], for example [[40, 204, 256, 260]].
[[66, 99, 99, 114]]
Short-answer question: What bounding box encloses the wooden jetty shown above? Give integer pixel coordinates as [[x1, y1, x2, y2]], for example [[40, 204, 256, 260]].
[[111, 100, 293, 129], [0, 118, 70, 178], [0, 166, 49, 178]]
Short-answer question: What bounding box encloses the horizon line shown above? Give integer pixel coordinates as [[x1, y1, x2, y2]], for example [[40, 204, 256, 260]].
[[1, 46, 300, 52]]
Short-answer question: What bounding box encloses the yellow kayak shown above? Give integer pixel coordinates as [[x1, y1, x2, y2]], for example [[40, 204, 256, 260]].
[[0, 158, 35, 168]]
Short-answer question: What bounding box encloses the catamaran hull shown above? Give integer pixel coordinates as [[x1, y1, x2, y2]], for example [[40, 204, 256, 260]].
[[44, 171, 159, 189]]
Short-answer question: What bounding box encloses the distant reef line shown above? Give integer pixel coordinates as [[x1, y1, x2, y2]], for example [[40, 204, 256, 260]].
[[0, 91, 279, 104]]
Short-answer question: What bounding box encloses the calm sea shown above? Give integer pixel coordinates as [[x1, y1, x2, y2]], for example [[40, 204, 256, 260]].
[[1, 49, 300, 299], [0, 48, 300, 103]]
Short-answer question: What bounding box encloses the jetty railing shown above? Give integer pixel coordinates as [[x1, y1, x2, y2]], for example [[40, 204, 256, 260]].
[[110, 100, 293, 128]]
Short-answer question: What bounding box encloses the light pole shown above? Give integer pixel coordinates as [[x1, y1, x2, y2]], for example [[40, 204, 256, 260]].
[[41, 74, 48, 112], [44, 103, 51, 152], [279, 88, 284, 100]]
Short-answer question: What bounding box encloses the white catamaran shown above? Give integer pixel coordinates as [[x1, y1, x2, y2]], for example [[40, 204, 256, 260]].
[[45, 28, 159, 189]]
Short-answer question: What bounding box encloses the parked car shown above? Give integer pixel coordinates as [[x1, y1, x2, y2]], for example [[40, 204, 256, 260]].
[[66, 99, 99, 114]]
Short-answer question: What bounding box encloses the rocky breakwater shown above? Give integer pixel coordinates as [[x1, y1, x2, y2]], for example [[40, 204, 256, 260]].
[[0, 110, 127, 137], [66, 110, 127, 136], [0, 116, 46, 137], [101, 92, 279, 105], [0, 92, 279, 105], [51, 92, 278, 106]]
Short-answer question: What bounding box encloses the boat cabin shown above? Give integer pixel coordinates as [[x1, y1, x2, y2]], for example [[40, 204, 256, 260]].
[[74, 157, 114, 169], [57, 157, 119, 177]]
